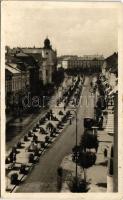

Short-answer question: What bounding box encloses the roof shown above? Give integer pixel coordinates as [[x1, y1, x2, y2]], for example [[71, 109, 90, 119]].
[[15, 53, 40, 68], [105, 52, 118, 71], [22, 48, 42, 54], [16, 52, 29, 57], [109, 85, 118, 96], [5, 64, 21, 74], [83, 55, 104, 59], [62, 56, 104, 61], [7, 62, 27, 72], [62, 57, 71, 61], [110, 67, 118, 73], [5, 54, 22, 63], [7, 63, 18, 69], [26, 53, 42, 63]]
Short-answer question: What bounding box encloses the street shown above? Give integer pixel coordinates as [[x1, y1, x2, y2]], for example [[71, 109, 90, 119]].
[[16, 76, 95, 192], [6, 75, 70, 152]]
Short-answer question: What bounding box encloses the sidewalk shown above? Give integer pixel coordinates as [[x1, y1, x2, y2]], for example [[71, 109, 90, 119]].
[[6, 77, 72, 150], [87, 125, 113, 192], [60, 115, 113, 192], [5, 76, 82, 193], [60, 78, 114, 192]]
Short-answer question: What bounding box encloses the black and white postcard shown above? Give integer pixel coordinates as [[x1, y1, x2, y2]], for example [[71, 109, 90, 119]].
[[1, 1, 123, 199]]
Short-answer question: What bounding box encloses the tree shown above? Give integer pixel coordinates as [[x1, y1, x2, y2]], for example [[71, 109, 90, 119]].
[[41, 141, 45, 148], [72, 145, 96, 192], [97, 97, 106, 110], [84, 118, 94, 129], [79, 152, 96, 169], [20, 164, 27, 174], [45, 136, 50, 143], [79, 150, 97, 184], [71, 126, 98, 191], [95, 106, 102, 122], [11, 173, 18, 185], [69, 176, 89, 192], [24, 135, 28, 141], [46, 122, 54, 132], [52, 68, 64, 87], [80, 129, 99, 152], [28, 153, 34, 163]]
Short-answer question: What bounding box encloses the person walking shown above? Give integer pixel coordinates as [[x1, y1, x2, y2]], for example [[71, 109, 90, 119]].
[[104, 148, 107, 157], [90, 81, 93, 88], [57, 167, 63, 191], [98, 116, 104, 130]]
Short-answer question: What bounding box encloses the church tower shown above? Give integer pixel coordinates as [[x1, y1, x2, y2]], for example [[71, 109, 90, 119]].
[[42, 37, 56, 85], [43, 37, 52, 49]]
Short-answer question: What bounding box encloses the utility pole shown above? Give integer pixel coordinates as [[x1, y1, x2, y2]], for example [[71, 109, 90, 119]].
[[70, 109, 78, 189], [75, 111, 78, 182]]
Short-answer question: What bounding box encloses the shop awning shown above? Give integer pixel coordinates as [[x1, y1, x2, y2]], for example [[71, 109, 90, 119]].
[[106, 87, 111, 92], [108, 85, 118, 96]]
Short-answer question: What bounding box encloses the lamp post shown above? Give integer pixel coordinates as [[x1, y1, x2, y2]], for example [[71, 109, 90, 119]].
[[70, 108, 78, 188], [75, 111, 78, 180]]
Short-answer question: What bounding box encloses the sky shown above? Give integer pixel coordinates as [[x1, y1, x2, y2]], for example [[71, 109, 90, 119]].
[[3, 1, 119, 57]]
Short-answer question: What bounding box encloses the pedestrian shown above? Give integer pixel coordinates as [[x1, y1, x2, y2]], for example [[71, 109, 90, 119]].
[[90, 81, 93, 88], [57, 167, 63, 191], [9, 152, 14, 163], [98, 116, 103, 130], [90, 89, 93, 96], [95, 141, 99, 153], [104, 148, 107, 157], [13, 154, 16, 163]]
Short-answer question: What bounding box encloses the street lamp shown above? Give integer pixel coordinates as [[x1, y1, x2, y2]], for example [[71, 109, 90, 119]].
[[69, 78, 83, 184], [70, 107, 78, 188]]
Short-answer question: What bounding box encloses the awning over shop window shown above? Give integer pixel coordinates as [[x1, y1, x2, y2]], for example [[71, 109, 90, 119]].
[[106, 87, 111, 92], [108, 85, 118, 96]]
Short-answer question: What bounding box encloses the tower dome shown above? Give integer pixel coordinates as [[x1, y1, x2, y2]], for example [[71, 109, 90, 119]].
[[44, 37, 52, 49]]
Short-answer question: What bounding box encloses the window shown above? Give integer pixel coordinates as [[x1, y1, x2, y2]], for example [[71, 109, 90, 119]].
[[12, 79, 14, 91], [46, 70, 48, 76]]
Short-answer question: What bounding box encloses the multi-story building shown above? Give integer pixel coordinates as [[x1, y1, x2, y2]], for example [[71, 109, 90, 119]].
[[15, 52, 39, 95], [102, 52, 118, 90], [5, 38, 57, 118], [60, 55, 104, 72], [5, 64, 22, 111], [101, 52, 118, 192], [6, 37, 57, 87], [21, 37, 57, 85]]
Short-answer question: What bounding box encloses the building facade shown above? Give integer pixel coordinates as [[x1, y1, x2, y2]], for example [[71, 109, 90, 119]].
[[102, 52, 118, 90], [100, 52, 118, 192], [21, 38, 57, 85], [5, 64, 21, 111], [60, 55, 104, 72], [6, 37, 57, 87], [5, 38, 57, 117]]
